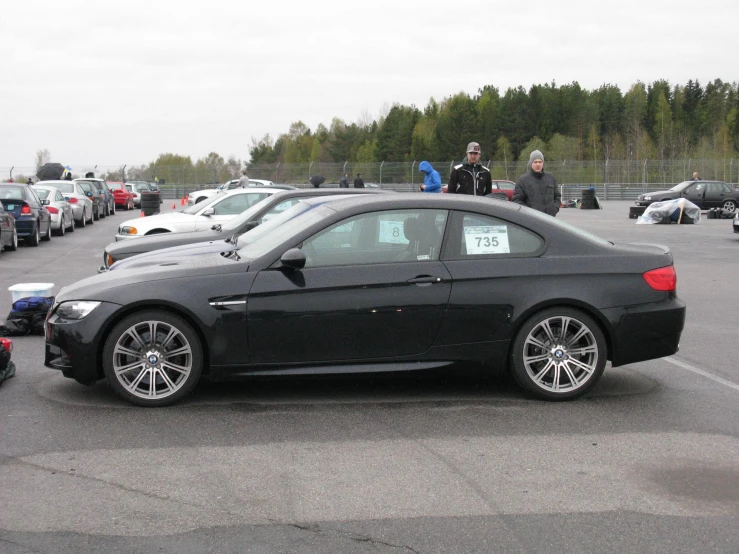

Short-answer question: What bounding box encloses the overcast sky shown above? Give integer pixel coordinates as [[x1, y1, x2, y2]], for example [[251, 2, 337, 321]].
[[1, 0, 737, 171]]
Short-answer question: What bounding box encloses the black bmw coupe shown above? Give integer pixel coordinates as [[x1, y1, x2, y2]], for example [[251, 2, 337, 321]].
[[45, 194, 686, 406]]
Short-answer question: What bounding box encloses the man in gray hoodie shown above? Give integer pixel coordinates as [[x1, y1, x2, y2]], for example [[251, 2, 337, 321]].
[[512, 150, 561, 216]]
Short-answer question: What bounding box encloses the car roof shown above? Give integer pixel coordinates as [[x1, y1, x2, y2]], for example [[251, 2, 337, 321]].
[[218, 187, 286, 196], [314, 192, 524, 215]]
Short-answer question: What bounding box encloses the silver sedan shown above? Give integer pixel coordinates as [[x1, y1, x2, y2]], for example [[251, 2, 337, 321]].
[[33, 185, 75, 235], [36, 180, 94, 227]]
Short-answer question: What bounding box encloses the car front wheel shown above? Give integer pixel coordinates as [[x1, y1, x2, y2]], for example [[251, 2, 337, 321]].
[[102, 311, 203, 407], [722, 200, 736, 212], [510, 307, 607, 401]]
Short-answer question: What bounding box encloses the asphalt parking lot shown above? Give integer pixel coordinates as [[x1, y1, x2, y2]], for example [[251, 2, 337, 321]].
[[1, 200, 737, 553]]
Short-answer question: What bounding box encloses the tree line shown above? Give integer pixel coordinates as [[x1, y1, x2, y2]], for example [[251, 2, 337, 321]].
[[249, 79, 739, 165]]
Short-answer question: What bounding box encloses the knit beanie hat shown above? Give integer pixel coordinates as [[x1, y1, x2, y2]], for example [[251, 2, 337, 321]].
[[529, 150, 544, 162]]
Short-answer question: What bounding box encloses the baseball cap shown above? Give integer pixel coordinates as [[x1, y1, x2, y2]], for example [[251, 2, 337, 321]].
[[467, 142, 481, 154]]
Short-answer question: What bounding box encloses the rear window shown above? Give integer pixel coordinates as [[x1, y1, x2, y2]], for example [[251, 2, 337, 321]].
[[35, 189, 51, 200], [0, 185, 25, 200]]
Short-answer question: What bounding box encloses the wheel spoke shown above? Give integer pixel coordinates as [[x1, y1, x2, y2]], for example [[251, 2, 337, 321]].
[[114, 345, 141, 358], [115, 359, 145, 376], [156, 368, 178, 393], [551, 364, 561, 391], [526, 335, 548, 350], [568, 325, 590, 345], [567, 357, 595, 375], [125, 366, 150, 393], [561, 363, 581, 387], [160, 327, 178, 350], [533, 360, 555, 384], [539, 320, 557, 343], [166, 344, 191, 358], [126, 328, 148, 350], [161, 361, 190, 376], [524, 353, 549, 365], [568, 345, 598, 357], [148, 322, 158, 345]]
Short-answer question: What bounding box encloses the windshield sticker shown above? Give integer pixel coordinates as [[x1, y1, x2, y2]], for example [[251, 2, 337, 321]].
[[379, 220, 408, 244]]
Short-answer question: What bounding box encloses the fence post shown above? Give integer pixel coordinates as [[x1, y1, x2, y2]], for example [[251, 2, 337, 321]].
[[411, 160, 416, 186], [308, 161, 313, 183], [274, 162, 280, 182], [379, 161, 384, 186], [643, 159, 647, 192], [343, 160, 348, 178], [730, 158, 734, 184]]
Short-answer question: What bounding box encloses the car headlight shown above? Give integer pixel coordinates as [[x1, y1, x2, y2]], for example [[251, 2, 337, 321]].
[[105, 252, 114, 268], [55, 301, 101, 320], [644, 196, 651, 200], [120, 226, 138, 235]]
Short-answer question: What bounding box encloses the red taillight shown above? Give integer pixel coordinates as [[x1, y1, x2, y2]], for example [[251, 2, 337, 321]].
[[67, 197, 78, 203], [21, 205, 32, 214], [643, 265, 677, 291], [46, 206, 59, 214]]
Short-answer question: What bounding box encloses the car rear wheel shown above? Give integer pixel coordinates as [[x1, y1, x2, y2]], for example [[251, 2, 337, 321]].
[[42, 220, 52, 241], [110, 201, 116, 215], [6, 228, 18, 251], [67, 213, 75, 232], [510, 307, 607, 401], [102, 311, 203, 407], [93, 206, 100, 221], [722, 200, 736, 212], [56, 216, 66, 236], [26, 224, 40, 246]]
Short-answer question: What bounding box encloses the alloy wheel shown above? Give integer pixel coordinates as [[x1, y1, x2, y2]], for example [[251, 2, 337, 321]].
[[110, 319, 195, 402], [521, 315, 600, 393], [722, 200, 736, 212]]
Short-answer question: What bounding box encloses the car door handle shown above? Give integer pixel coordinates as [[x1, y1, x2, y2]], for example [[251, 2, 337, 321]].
[[407, 275, 443, 285]]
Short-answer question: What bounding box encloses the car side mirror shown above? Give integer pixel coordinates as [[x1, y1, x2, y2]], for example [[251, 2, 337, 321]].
[[280, 248, 306, 270], [202, 207, 215, 216], [42, 199, 50, 205], [245, 220, 259, 231]]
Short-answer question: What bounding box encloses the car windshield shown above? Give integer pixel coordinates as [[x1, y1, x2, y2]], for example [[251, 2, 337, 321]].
[[668, 182, 692, 192], [76, 181, 97, 193], [221, 196, 277, 231], [237, 203, 334, 258], [181, 193, 225, 214], [34, 189, 51, 200]]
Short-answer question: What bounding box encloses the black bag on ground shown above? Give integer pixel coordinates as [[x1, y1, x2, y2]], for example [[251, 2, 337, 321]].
[[0, 296, 54, 337]]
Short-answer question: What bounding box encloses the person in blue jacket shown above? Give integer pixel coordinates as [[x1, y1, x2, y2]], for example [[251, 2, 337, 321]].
[[418, 161, 441, 193]]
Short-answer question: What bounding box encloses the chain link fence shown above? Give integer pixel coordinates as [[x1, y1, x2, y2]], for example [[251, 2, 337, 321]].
[[4, 158, 737, 200]]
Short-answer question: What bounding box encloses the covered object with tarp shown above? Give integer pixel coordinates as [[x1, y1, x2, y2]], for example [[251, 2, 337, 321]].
[[636, 199, 701, 225]]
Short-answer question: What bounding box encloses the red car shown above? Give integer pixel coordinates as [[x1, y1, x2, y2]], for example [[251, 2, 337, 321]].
[[108, 182, 135, 210], [442, 180, 516, 199]]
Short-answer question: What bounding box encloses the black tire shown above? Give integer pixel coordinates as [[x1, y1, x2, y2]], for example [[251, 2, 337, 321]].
[[102, 311, 203, 407], [510, 307, 607, 401], [93, 206, 100, 221], [722, 199, 736, 213], [67, 213, 75, 232], [629, 206, 647, 215], [41, 220, 52, 241], [56, 217, 66, 236], [26, 223, 40, 246], [6, 228, 18, 251]]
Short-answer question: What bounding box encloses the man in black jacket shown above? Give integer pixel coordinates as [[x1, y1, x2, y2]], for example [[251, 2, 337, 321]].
[[447, 142, 492, 196], [353, 173, 365, 188], [513, 150, 561, 217]]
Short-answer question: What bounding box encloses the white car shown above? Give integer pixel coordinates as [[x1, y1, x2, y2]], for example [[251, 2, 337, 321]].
[[35, 180, 95, 227], [115, 188, 282, 240], [32, 185, 75, 236], [187, 178, 277, 206]]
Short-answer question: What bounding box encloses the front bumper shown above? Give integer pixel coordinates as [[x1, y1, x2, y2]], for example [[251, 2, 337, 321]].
[[635, 200, 652, 207], [45, 301, 123, 384], [603, 296, 686, 367]]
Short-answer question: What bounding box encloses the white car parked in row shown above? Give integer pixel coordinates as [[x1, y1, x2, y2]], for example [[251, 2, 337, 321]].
[[187, 178, 278, 206], [116, 188, 283, 240]]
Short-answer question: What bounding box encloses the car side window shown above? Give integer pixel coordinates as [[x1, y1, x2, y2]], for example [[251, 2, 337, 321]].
[[302, 209, 448, 268], [706, 183, 721, 195], [444, 212, 543, 259], [688, 183, 702, 193], [56, 190, 64, 201], [261, 199, 299, 223], [27, 187, 41, 207]]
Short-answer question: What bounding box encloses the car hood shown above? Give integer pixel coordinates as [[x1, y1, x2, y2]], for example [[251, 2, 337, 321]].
[[111, 239, 238, 271], [58, 251, 247, 303], [107, 228, 224, 257], [119, 211, 195, 228]]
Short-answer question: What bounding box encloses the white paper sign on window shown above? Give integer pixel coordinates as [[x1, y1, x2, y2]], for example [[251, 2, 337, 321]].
[[464, 225, 510, 255], [379, 220, 409, 244]]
